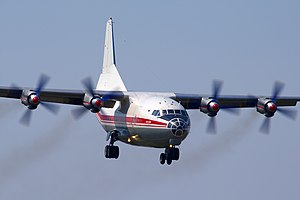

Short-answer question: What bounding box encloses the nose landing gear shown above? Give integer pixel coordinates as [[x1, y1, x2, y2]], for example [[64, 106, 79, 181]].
[[159, 146, 180, 165]]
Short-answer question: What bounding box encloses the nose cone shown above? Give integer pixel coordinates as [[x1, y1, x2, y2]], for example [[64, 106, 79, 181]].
[[167, 117, 190, 137]]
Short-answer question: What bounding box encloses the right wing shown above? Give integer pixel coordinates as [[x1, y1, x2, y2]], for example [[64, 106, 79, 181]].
[[0, 87, 126, 107]]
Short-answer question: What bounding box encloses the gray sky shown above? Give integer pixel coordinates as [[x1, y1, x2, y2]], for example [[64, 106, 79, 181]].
[[1, 0, 300, 199]]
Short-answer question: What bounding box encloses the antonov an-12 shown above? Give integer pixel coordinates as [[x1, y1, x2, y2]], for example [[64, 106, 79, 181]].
[[1, 18, 299, 165]]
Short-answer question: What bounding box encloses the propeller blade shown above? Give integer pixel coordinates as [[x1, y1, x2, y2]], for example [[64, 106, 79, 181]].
[[212, 80, 223, 100], [259, 118, 271, 134], [222, 107, 241, 115], [272, 81, 285, 101], [19, 109, 33, 126], [40, 102, 60, 114], [82, 77, 95, 96], [277, 108, 298, 120], [36, 74, 50, 94], [11, 83, 21, 90], [206, 117, 217, 134], [71, 107, 88, 120]]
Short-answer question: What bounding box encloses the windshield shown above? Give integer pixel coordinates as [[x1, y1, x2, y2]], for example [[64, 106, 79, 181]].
[[151, 109, 189, 121]]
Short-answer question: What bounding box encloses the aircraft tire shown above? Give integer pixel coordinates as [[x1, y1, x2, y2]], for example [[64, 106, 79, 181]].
[[173, 148, 180, 160], [104, 145, 119, 159], [104, 145, 110, 158], [166, 157, 172, 165], [160, 153, 166, 165], [112, 146, 119, 159]]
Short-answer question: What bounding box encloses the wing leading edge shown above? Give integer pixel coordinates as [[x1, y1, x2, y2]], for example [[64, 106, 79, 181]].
[[171, 93, 300, 109], [0, 87, 125, 106]]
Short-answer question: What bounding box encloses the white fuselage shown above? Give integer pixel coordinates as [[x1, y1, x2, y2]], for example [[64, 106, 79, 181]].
[[96, 93, 191, 148]]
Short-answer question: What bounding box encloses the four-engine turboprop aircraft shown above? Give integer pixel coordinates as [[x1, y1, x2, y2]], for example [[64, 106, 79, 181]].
[[1, 18, 300, 165]]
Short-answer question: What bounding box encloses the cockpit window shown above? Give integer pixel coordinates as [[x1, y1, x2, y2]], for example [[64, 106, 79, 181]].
[[156, 110, 161, 116], [182, 110, 188, 116], [159, 109, 189, 121], [175, 110, 181, 114], [153, 109, 188, 118], [167, 109, 174, 114], [160, 109, 187, 116], [162, 110, 167, 116], [152, 110, 160, 116]]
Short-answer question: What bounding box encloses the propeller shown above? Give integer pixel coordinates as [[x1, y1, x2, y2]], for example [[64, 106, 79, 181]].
[[259, 118, 271, 134], [72, 77, 119, 119], [205, 80, 240, 134], [205, 80, 222, 134], [71, 77, 94, 119], [259, 81, 297, 134], [35, 74, 50, 95], [72, 77, 103, 119], [71, 107, 89, 120], [82, 77, 96, 97], [19, 74, 60, 126], [20, 110, 33, 126], [206, 117, 217, 134]]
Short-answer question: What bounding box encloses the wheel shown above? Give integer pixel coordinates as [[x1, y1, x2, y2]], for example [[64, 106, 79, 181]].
[[160, 153, 166, 165], [104, 145, 110, 158], [173, 148, 180, 160], [112, 146, 119, 159], [166, 157, 172, 165], [104, 145, 119, 159]]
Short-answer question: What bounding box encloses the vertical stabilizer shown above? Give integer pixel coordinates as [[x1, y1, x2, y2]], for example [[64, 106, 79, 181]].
[[96, 18, 127, 91]]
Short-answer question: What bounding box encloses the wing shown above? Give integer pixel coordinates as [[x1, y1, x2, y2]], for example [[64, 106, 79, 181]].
[[171, 93, 300, 109], [0, 87, 126, 107], [170, 92, 300, 134]]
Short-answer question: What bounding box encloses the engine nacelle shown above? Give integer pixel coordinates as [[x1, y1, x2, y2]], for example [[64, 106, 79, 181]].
[[200, 98, 220, 117], [256, 98, 277, 117], [21, 90, 40, 110], [83, 94, 103, 113]]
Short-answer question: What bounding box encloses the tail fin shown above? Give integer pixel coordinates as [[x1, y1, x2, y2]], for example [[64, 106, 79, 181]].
[[96, 18, 127, 92]]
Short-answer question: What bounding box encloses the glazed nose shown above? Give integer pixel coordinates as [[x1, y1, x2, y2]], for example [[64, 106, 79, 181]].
[[167, 118, 187, 137]]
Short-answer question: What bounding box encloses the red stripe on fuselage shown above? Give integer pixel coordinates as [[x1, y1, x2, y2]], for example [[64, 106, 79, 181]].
[[96, 112, 167, 127]]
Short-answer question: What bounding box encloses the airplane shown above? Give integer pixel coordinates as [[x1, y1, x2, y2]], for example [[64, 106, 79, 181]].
[[0, 18, 299, 165]]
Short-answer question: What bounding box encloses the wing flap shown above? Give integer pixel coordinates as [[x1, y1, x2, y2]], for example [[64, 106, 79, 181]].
[[39, 90, 84, 105], [0, 87, 23, 99]]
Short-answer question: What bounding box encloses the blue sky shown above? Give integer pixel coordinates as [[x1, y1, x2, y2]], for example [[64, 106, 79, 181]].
[[0, 0, 300, 199]]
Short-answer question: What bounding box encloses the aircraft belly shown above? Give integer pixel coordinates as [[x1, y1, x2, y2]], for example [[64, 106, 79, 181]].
[[125, 126, 188, 148], [98, 120, 188, 148]]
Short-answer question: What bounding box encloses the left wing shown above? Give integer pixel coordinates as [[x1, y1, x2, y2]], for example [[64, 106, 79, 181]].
[[170, 80, 300, 120], [171, 93, 300, 109], [170, 91, 300, 133]]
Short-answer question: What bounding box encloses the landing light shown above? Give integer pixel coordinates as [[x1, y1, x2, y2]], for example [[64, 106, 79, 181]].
[[131, 135, 138, 139]]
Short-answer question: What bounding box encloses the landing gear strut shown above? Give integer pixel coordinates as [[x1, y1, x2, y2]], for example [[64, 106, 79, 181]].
[[104, 131, 119, 159], [159, 146, 180, 165]]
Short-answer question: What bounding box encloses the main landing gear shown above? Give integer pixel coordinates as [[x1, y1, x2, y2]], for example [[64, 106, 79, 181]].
[[104, 131, 119, 159], [159, 146, 180, 165]]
